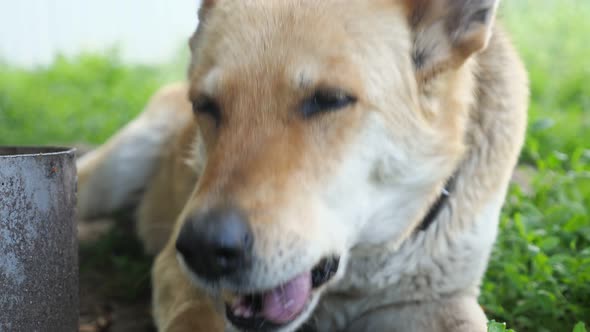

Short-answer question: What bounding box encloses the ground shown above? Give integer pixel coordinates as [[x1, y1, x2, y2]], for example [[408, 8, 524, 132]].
[[71, 147, 154, 332], [78, 219, 154, 332]]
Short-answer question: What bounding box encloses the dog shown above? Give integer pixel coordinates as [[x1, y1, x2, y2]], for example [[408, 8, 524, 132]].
[[76, 0, 528, 331]]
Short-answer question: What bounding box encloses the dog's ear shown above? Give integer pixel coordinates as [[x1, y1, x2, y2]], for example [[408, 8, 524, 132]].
[[189, 0, 218, 52], [405, 0, 500, 80], [198, 0, 217, 20], [188, 0, 218, 75]]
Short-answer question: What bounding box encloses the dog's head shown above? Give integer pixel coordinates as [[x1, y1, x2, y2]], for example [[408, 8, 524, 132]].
[[176, 0, 499, 331]]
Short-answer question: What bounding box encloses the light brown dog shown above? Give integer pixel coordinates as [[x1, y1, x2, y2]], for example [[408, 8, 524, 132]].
[[77, 0, 528, 331]]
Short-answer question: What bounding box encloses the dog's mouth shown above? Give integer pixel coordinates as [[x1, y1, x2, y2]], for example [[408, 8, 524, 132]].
[[225, 256, 340, 331]]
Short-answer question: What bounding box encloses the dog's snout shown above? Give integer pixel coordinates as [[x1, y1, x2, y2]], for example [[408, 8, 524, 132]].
[[176, 207, 254, 280]]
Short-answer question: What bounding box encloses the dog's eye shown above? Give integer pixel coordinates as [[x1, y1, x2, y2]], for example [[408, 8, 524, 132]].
[[301, 89, 357, 118], [192, 96, 221, 125]]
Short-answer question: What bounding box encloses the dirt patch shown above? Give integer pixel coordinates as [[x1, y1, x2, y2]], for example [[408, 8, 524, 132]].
[[78, 219, 155, 332], [75, 145, 154, 332]]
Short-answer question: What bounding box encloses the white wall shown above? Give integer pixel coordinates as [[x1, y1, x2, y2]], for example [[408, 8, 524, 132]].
[[0, 0, 200, 68]]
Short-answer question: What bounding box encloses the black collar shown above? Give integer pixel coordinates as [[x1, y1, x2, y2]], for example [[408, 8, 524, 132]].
[[417, 175, 457, 232]]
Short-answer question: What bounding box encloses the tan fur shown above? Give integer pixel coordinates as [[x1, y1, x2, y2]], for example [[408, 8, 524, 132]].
[[136, 95, 200, 254], [77, 1, 528, 331]]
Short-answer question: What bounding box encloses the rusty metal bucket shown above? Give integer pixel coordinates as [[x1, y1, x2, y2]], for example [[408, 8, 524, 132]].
[[0, 147, 78, 332]]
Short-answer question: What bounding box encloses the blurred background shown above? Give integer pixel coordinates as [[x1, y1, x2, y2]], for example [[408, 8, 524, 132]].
[[0, 0, 198, 68], [0, 1, 588, 332]]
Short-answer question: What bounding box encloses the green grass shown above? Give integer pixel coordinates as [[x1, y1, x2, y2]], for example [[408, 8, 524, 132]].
[[0, 49, 188, 146], [1, 1, 589, 332], [79, 221, 152, 302], [0, 55, 159, 145], [488, 321, 588, 332], [480, 2, 590, 331]]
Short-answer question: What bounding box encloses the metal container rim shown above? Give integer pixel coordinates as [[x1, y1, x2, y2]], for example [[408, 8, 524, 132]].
[[0, 146, 76, 158]]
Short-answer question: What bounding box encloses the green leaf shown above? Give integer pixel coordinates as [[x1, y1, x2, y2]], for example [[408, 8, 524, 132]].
[[488, 321, 507, 332], [573, 322, 587, 332]]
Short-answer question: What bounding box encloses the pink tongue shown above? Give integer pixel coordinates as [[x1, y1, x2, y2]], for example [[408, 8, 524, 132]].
[[261, 271, 311, 324]]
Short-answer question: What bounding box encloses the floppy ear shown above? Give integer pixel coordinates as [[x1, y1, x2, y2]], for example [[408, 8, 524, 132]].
[[406, 0, 500, 80]]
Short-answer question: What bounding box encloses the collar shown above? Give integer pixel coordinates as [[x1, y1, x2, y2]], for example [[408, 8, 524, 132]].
[[417, 175, 457, 232]]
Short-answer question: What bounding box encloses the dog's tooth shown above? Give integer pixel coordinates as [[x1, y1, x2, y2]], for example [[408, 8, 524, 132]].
[[234, 307, 244, 317], [243, 308, 254, 318]]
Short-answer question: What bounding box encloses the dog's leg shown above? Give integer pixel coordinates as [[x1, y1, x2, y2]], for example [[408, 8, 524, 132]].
[[346, 295, 487, 332], [152, 245, 225, 332], [77, 83, 193, 220], [135, 127, 201, 255]]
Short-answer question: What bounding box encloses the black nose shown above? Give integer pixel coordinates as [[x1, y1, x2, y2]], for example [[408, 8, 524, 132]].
[[176, 207, 254, 280]]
